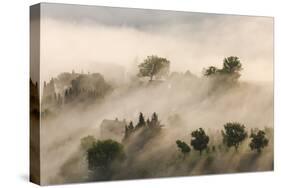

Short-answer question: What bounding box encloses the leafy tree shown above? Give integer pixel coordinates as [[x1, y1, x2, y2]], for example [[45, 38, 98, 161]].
[[138, 55, 170, 81], [203, 66, 219, 76], [221, 56, 242, 74], [249, 130, 269, 153], [203, 56, 242, 83], [176, 140, 191, 159], [191, 128, 209, 155], [222, 122, 247, 151], [87, 139, 125, 171]]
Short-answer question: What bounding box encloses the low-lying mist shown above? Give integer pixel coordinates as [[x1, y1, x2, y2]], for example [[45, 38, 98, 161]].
[[40, 70, 273, 185], [36, 5, 274, 185]]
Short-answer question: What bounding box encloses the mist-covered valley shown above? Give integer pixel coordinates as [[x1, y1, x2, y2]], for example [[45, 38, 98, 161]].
[[34, 4, 274, 185], [39, 56, 273, 185]]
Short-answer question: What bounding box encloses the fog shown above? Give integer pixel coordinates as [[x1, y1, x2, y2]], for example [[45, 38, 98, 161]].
[[38, 5, 273, 185], [40, 75, 273, 184], [40, 15, 273, 88]]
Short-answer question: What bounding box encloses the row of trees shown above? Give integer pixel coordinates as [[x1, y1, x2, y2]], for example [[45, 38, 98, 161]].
[[203, 56, 242, 77], [79, 109, 271, 179], [138, 55, 242, 83], [84, 112, 164, 177], [84, 128, 269, 181], [203, 56, 242, 84], [84, 126, 269, 178], [123, 112, 162, 141], [176, 122, 269, 158]]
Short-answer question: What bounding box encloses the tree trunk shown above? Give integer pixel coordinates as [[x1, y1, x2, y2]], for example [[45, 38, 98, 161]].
[[150, 63, 155, 81]]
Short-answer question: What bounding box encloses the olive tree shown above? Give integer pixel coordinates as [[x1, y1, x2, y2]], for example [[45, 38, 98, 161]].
[[138, 55, 170, 81], [249, 130, 269, 153], [176, 140, 191, 159], [190, 128, 209, 155], [221, 122, 247, 151]]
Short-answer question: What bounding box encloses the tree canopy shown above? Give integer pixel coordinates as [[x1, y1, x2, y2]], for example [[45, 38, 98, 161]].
[[221, 122, 247, 151], [191, 128, 209, 155], [87, 139, 125, 171], [221, 56, 242, 74], [138, 55, 170, 81], [176, 140, 191, 159], [249, 130, 269, 153], [204, 66, 219, 76], [203, 56, 242, 83]]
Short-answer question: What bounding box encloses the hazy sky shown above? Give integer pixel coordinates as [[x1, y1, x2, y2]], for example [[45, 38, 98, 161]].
[[40, 3, 274, 83]]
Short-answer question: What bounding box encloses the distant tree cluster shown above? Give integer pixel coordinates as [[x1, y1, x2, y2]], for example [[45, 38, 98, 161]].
[[123, 112, 162, 141], [137, 55, 242, 83], [42, 78, 63, 108], [203, 56, 242, 83], [83, 121, 270, 180], [176, 122, 269, 157], [42, 73, 113, 112], [64, 74, 112, 103], [81, 115, 270, 182], [64, 87, 100, 103]]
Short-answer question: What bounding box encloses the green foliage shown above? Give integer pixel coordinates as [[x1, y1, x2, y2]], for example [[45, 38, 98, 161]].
[[87, 139, 125, 171], [249, 130, 269, 153], [222, 122, 247, 151], [138, 55, 170, 81], [123, 112, 163, 142], [221, 56, 242, 74], [203, 56, 242, 83], [191, 128, 209, 155], [80, 135, 96, 151], [204, 66, 219, 76], [176, 140, 191, 158]]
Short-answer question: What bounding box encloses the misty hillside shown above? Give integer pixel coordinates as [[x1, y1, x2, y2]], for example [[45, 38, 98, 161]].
[[39, 56, 273, 185], [35, 5, 274, 185]]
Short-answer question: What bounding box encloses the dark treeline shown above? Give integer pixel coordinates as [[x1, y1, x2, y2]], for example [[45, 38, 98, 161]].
[[81, 112, 270, 182]]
